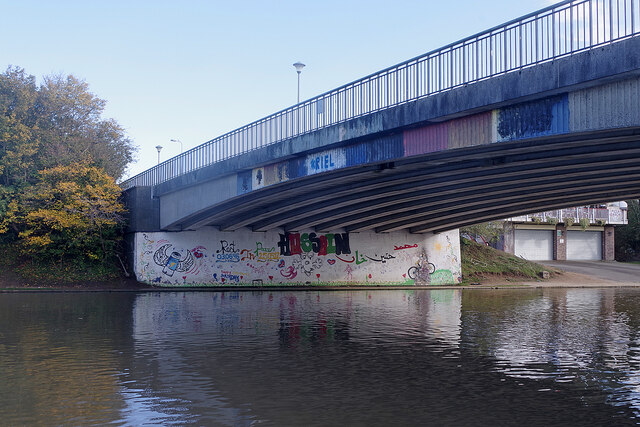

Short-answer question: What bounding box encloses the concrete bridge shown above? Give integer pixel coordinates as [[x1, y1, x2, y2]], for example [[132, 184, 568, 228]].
[[124, 0, 640, 286]]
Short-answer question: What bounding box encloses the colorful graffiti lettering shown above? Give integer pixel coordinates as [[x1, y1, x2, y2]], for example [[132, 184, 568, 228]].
[[240, 249, 255, 261], [217, 240, 239, 254], [221, 270, 242, 283], [336, 254, 355, 263], [365, 253, 396, 263], [254, 242, 280, 262], [278, 232, 350, 256], [216, 253, 240, 263], [310, 154, 335, 171], [137, 229, 461, 286], [394, 244, 418, 250]]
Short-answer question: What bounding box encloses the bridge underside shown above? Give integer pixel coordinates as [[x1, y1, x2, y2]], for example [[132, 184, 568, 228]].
[[173, 127, 640, 234]]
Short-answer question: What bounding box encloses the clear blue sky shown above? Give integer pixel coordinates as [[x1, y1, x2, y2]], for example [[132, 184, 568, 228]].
[[0, 0, 555, 178]]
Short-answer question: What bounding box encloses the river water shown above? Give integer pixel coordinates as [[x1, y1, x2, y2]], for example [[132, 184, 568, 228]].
[[2, 288, 640, 425]]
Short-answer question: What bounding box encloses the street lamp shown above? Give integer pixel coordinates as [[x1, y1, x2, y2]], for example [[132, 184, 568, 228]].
[[293, 62, 305, 103], [170, 139, 183, 153], [170, 139, 183, 175], [155, 145, 163, 164]]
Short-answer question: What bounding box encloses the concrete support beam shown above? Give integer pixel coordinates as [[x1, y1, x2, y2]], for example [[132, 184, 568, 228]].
[[554, 225, 567, 261], [603, 225, 615, 261], [123, 187, 160, 232]]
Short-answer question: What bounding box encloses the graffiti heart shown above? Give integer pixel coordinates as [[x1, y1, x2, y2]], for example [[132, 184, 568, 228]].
[[191, 246, 206, 258]]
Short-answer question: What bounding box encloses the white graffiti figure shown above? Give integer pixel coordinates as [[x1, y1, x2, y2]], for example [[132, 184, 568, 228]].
[[292, 252, 323, 276], [153, 244, 195, 276]]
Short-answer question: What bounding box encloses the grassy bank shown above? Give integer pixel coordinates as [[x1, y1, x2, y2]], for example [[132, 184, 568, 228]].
[[2, 239, 553, 289], [460, 238, 553, 284], [0, 243, 138, 288]]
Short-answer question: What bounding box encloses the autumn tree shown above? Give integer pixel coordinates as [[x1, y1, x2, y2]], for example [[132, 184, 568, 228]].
[[0, 66, 135, 266], [0, 68, 40, 239], [15, 162, 126, 262]]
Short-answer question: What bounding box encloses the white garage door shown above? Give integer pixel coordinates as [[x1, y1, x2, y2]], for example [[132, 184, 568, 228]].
[[515, 229, 554, 260], [567, 231, 602, 260]]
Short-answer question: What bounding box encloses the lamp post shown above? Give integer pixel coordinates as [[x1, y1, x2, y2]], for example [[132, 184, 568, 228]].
[[170, 139, 183, 175], [170, 139, 183, 153], [293, 62, 305, 103], [155, 145, 162, 164]]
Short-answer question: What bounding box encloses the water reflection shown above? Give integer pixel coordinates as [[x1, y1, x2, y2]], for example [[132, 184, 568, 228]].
[[462, 288, 640, 419], [0, 293, 135, 425], [130, 290, 466, 426], [2, 289, 640, 425]]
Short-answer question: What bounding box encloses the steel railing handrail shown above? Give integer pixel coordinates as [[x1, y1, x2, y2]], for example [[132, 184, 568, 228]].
[[122, 0, 640, 189], [510, 206, 628, 224]]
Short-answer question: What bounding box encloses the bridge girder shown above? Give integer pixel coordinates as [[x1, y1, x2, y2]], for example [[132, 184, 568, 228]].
[[166, 127, 640, 234]]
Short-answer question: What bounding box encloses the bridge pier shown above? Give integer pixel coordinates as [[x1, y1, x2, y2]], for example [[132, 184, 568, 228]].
[[131, 229, 461, 286]]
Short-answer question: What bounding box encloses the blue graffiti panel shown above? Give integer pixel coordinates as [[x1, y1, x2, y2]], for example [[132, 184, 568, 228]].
[[288, 157, 307, 179], [497, 94, 569, 141], [346, 134, 404, 167]]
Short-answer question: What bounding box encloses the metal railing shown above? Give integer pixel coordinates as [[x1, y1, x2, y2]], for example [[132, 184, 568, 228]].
[[122, 0, 640, 189], [511, 206, 628, 224]]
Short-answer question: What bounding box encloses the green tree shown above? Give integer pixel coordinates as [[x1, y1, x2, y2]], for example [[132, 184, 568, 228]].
[[615, 200, 640, 261], [0, 66, 135, 270], [461, 221, 506, 245], [0, 68, 40, 239], [0, 67, 134, 184], [33, 74, 134, 179]]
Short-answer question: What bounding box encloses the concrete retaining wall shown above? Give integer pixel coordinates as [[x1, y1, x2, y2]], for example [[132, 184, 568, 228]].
[[133, 229, 461, 286]]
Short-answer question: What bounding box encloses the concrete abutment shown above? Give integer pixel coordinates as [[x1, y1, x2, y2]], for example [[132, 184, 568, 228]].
[[131, 229, 461, 286]]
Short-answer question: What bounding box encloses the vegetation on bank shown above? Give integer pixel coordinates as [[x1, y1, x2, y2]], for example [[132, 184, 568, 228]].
[[460, 238, 552, 284], [0, 66, 134, 278], [0, 242, 124, 286], [5, 235, 552, 288], [616, 200, 640, 261]]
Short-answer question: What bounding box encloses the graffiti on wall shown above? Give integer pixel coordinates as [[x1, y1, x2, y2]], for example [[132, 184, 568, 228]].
[[153, 244, 195, 276], [277, 232, 351, 256], [136, 230, 461, 286], [307, 148, 346, 175]]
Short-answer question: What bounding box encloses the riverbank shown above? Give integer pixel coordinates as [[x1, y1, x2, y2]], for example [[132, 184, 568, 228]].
[[3, 240, 638, 291], [2, 269, 637, 292]]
